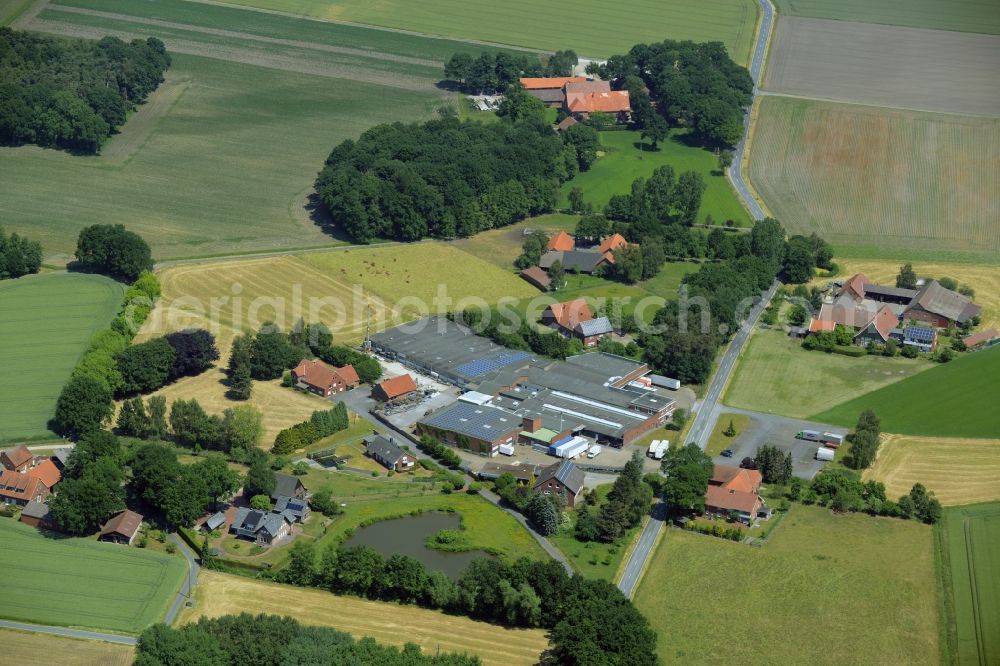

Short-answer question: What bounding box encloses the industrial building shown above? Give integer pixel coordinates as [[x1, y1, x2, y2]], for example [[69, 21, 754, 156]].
[[373, 317, 675, 456]]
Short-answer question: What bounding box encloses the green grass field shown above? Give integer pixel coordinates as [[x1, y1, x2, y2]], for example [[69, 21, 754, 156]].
[[0, 519, 186, 633], [773, 0, 1000, 35], [747, 96, 1000, 262], [938, 503, 1000, 666], [724, 328, 929, 419], [560, 131, 752, 227], [634, 505, 940, 664], [0, 274, 124, 443], [549, 484, 639, 581], [212, 0, 758, 61], [813, 346, 1000, 439], [0, 0, 33, 25]]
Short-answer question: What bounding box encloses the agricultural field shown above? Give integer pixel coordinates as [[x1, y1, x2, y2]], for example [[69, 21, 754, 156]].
[[939, 503, 1000, 666], [451, 214, 578, 270], [2, 0, 449, 262], [747, 96, 1000, 261], [764, 18, 1000, 116], [773, 0, 1000, 35], [813, 346, 1000, 439], [181, 570, 549, 666], [0, 0, 33, 25], [634, 505, 941, 665], [724, 328, 929, 419], [210, 0, 757, 61], [864, 434, 1000, 506], [0, 629, 134, 666], [0, 274, 124, 443], [559, 131, 752, 227], [0, 519, 186, 634]]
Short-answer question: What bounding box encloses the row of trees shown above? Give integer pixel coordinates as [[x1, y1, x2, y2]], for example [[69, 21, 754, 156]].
[[799, 469, 942, 523], [272, 403, 350, 455], [587, 40, 753, 147], [118, 394, 264, 455], [0, 29, 170, 153], [136, 613, 480, 666], [443, 49, 577, 94], [314, 114, 575, 243], [271, 542, 658, 665], [116, 329, 219, 396], [0, 227, 42, 279], [846, 409, 882, 470], [75, 224, 154, 281], [604, 166, 706, 233]]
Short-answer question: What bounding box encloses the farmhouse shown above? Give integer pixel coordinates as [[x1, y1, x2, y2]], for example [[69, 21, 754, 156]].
[[564, 80, 631, 120], [0, 470, 49, 506], [547, 230, 576, 252], [541, 298, 613, 346], [291, 359, 360, 396], [373, 374, 418, 403], [274, 495, 311, 523], [1, 445, 35, 472], [19, 499, 58, 531], [597, 233, 628, 255], [853, 305, 899, 347], [99, 510, 143, 545], [903, 326, 938, 353], [271, 473, 307, 501], [519, 76, 586, 107], [540, 249, 613, 274], [533, 460, 585, 507], [231, 508, 290, 545], [907, 280, 981, 327], [520, 266, 552, 291], [704, 465, 764, 525], [363, 434, 416, 471], [26, 459, 61, 490]]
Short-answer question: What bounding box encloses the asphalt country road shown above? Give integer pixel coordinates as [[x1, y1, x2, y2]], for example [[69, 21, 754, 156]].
[[0, 619, 137, 646], [164, 532, 201, 625]]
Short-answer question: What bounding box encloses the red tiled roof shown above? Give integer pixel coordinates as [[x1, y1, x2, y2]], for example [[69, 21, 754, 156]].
[[293, 359, 358, 390], [809, 317, 836, 333], [706, 464, 762, 514], [2, 445, 33, 469], [519, 76, 586, 90], [598, 233, 628, 255], [556, 116, 578, 131], [547, 231, 576, 252], [838, 273, 870, 301], [336, 364, 360, 386], [27, 459, 61, 489], [706, 485, 761, 514], [377, 374, 417, 400], [862, 305, 899, 342], [963, 328, 998, 348], [520, 266, 552, 289], [564, 80, 611, 95], [546, 299, 593, 331], [566, 90, 631, 114], [0, 470, 47, 503], [711, 465, 762, 493], [100, 510, 143, 539]]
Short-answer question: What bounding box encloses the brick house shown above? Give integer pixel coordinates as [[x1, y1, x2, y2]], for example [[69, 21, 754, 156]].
[[704, 465, 764, 525], [533, 460, 585, 507], [364, 434, 416, 472], [291, 359, 360, 396], [26, 459, 61, 491], [1, 445, 35, 472], [0, 470, 49, 506], [372, 374, 418, 403]]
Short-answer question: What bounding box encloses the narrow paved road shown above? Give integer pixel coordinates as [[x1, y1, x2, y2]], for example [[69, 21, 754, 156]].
[[728, 0, 776, 222], [164, 533, 200, 625], [0, 620, 136, 646]]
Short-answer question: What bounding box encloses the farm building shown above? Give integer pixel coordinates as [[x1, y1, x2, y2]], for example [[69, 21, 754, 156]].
[[203, 511, 227, 532], [597, 233, 628, 255], [540, 249, 613, 274], [26, 459, 61, 490], [541, 298, 613, 345], [373, 374, 418, 403], [563, 80, 631, 120], [963, 328, 998, 350], [98, 510, 143, 545], [231, 508, 290, 545], [49, 448, 71, 471], [533, 460, 585, 507], [556, 116, 578, 132], [906, 281, 981, 327], [477, 462, 540, 484], [853, 305, 900, 347], [274, 495, 310, 523], [0, 470, 49, 506], [1, 445, 35, 472], [291, 359, 360, 396], [363, 434, 416, 471], [704, 465, 764, 525], [271, 473, 307, 501], [19, 500, 58, 531], [903, 326, 938, 352], [519, 76, 586, 107], [547, 230, 576, 252], [520, 266, 552, 291]]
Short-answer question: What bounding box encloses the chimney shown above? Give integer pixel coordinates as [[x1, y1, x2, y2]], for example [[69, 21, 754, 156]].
[[522, 415, 541, 432]]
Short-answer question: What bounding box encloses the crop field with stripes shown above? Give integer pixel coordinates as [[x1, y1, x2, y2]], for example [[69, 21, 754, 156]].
[[0, 519, 185, 634], [939, 503, 1000, 666], [0, 629, 134, 666], [0, 274, 124, 443], [747, 96, 1000, 261], [773, 0, 1000, 35], [208, 0, 758, 61]]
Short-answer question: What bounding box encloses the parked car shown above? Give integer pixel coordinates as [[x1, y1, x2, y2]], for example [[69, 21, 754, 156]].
[[740, 457, 758, 469], [721, 449, 734, 458]]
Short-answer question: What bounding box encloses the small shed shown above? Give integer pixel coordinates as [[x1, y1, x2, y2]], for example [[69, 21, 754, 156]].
[[204, 511, 226, 532], [99, 510, 143, 545]]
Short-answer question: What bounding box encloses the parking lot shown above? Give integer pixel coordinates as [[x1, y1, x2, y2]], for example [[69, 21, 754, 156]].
[[710, 408, 849, 480]]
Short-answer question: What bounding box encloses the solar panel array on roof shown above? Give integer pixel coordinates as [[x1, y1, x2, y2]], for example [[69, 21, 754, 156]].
[[905, 327, 935, 342], [455, 350, 532, 378]]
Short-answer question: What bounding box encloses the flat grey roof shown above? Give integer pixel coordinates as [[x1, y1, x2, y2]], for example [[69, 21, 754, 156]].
[[421, 400, 521, 441]]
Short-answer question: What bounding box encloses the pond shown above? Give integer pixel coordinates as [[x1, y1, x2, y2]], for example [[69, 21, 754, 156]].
[[343, 512, 491, 579]]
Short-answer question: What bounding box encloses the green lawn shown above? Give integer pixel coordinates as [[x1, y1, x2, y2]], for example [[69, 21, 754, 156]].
[[813, 346, 1000, 439], [723, 328, 930, 419], [773, 0, 1000, 34], [638, 262, 700, 301], [706, 413, 752, 456], [559, 131, 752, 228], [210, 0, 758, 62], [938, 503, 1000, 666], [549, 484, 640, 581], [634, 505, 941, 665], [0, 274, 124, 443], [0, 518, 186, 634]]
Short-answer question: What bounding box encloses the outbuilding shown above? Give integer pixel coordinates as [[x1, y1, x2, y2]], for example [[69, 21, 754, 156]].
[[99, 510, 144, 545]]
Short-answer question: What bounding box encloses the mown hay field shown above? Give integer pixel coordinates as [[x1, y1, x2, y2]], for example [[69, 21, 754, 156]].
[[724, 328, 929, 418], [773, 0, 1000, 35], [813, 346, 1000, 439], [764, 17, 1000, 116], [864, 434, 1000, 506], [747, 96, 1000, 261], [180, 571, 549, 666], [208, 0, 758, 61], [0, 629, 134, 666], [634, 505, 940, 665], [0, 519, 186, 634], [939, 503, 1000, 666], [0, 274, 124, 443]]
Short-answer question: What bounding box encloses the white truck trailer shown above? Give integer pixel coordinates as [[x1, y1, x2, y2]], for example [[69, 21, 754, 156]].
[[816, 446, 836, 462], [498, 444, 515, 456], [821, 432, 845, 447]]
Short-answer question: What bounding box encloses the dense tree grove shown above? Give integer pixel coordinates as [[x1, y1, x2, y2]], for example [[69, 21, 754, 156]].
[[847, 409, 882, 470], [272, 403, 349, 455], [604, 166, 706, 233], [75, 224, 153, 281], [443, 48, 577, 93], [0, 28, 170, 153], [660, 442, 713, 514], [315, 115, 576, 243], [588, 40, 753, 147], [754, 444, 793, 485], [49, 430, 125, 534], [0, 227, 42, 279], [799, 469, 941, 523]]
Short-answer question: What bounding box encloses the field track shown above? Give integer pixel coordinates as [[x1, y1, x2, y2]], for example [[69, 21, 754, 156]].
[[181, 571, 549, 666]]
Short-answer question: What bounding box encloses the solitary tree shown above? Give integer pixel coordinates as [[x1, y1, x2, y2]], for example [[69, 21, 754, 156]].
[[718, 149, 734, 171], [640, 113, 668, 150], [896, 263, 918, 290]]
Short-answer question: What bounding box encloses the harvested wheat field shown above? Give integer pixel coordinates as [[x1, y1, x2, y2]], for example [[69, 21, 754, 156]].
[[0, 629, 134, 666], [180, 571, 549, 666], [865, 434, 1000, 506]]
